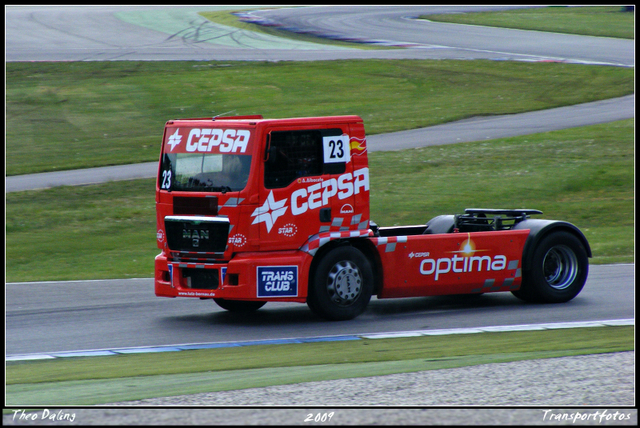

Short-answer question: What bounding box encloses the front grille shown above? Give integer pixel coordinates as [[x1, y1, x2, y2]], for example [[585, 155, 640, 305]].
[[165, 216, 229, 253]]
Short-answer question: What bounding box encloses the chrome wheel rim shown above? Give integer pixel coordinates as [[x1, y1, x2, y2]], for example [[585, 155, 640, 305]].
[[326, 261, 362, 306], [543, 245, 578, 290]]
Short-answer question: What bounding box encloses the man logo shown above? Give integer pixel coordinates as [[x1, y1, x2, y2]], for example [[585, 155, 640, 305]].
[[183, 229, 209, 248], [340, 204, 354, 214]]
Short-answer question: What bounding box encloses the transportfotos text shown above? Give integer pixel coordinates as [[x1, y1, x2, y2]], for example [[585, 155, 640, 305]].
[[542, 409, 632, 423]]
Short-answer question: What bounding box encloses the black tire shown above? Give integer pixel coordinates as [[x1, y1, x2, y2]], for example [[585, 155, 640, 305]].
[[513, 231, 588, 303], [308, 246, 374, 321], [213, 298, 266, 312]]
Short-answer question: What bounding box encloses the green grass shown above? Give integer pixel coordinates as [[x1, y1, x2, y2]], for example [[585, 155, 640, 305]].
[[5, 119, 633, 282], [5, 326, 634, 405], [6, 179, 156, 282], [421, 6, 635, 39], [5, 60, 633, 175]]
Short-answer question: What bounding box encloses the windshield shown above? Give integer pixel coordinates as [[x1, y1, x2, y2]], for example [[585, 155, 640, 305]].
[[160, 152, 251, 192]]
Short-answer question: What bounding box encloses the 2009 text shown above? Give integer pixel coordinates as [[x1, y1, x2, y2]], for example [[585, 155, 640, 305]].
[[304, 412, 335, 423]]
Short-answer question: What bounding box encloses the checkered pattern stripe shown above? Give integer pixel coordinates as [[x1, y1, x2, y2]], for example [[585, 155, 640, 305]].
[[318, 213, 369, 233], [301, 229, 374, 256], [169, 250, 221, 263], [176, 262, 207, 269], [471, 259, 522, 293], [371, 235, 408, 253]]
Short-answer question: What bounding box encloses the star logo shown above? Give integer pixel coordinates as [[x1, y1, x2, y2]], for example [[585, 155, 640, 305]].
[[167, 129, 182, 151], [251, 191, 288, 233], [449, 233, 488, 256]]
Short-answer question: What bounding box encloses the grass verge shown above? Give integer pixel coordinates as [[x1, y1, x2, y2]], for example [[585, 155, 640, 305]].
[[5, 119, 634, 282], [5, 326, 634, 406], [420, 6, 635, 39], [421, 6, 634, 39], [5, 60, 633, 175]]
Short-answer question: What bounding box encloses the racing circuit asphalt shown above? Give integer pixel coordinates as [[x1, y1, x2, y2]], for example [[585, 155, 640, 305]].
[[5, 6, 636, 421]]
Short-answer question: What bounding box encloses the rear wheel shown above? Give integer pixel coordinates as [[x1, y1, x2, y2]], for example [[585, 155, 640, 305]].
[[513, 231, 588, 303], [213, 298, 266, 312], [308, 246, 374, 321]]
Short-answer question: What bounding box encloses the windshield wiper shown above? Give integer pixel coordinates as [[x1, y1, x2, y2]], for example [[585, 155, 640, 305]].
[[187, 177, 232, 193], [199, 185, 232, 193]]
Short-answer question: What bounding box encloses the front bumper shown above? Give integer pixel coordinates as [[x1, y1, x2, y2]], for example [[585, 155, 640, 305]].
[[154, 250, 312, 303]]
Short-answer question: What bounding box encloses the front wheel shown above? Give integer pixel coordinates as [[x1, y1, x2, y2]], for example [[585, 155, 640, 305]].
[[213, 298, 266, 312], [308, 246, 374, 321], [513, 231, 588, 303]]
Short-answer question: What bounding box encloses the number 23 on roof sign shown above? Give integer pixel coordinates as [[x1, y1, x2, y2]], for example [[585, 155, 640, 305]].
[[323, 135, 350, 164]]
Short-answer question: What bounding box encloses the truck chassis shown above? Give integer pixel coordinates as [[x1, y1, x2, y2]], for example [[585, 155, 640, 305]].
[[154, 115, 590, 320]]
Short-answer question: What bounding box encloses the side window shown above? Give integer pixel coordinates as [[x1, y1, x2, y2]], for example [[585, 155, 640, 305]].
[[264, 129, 345, 189]]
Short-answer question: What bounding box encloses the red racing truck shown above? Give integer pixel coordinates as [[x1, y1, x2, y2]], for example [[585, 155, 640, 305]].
[[155, 115, 590, 320]]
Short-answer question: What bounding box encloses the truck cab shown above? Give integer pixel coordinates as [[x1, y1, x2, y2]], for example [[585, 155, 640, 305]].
[[155, 115, 371, 312]]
